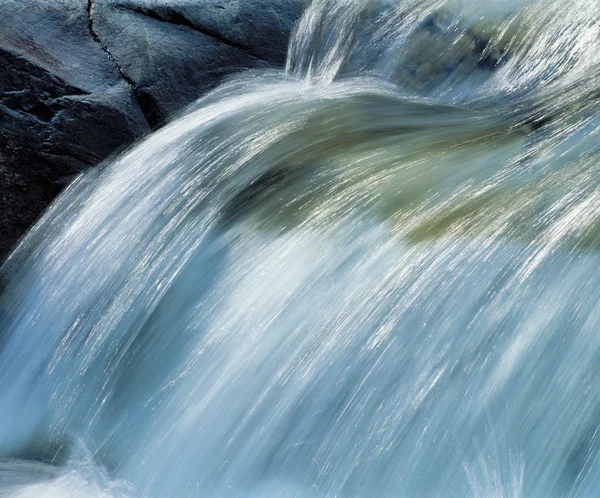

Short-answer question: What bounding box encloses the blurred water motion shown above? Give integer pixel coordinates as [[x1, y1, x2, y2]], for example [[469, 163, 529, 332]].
[[1, 0, 599, 496]]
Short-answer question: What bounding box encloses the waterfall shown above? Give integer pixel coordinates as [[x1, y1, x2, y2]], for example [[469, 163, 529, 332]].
[[1, 0, 599, 496]]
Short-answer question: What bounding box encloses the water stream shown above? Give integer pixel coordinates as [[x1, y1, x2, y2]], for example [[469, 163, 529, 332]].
[[1, 0, 599, 496]]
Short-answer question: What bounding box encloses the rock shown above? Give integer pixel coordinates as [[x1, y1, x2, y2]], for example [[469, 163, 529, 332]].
[[0, 0, 306, 263], [91, 0, 308, 125], [0, 0, 150, 263], [0, 51, 148, 265]]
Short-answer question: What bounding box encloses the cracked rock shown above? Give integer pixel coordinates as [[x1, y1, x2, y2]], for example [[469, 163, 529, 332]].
[[0, 0, 149, 262], [0, 0, 305, 263], [91, 0, 307, 125]]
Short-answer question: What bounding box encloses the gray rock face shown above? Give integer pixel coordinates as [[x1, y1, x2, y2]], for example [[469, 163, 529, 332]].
[[102, 0, 307, 64], [91, 0, 307, 125], [0, 0, 148, 263], [0, 0, 306, 263]]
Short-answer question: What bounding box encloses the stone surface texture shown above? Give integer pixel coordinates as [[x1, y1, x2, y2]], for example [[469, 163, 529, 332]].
[[0, 0, 306, 262]]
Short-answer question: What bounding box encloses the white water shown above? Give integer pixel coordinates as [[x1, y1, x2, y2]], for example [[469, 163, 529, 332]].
[[1, 0, 599, 496]]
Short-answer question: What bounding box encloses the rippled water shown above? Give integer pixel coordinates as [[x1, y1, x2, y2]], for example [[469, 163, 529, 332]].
[[1, 0, 599, 496]]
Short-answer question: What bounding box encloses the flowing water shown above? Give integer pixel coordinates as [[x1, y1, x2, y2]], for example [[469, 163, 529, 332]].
[[0, 0, 599, 496]]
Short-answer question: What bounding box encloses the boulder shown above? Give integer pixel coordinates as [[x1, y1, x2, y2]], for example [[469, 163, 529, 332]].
[[0, 0, 307, 263], [0, 0, 148, 262], [91, 0, 308, 125]]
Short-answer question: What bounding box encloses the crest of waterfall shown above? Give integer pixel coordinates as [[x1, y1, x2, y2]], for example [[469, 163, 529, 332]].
[[0, 0, 599, 496]]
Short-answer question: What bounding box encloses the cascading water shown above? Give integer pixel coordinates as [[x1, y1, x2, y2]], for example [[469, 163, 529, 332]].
[[0, 0, 599, 496]]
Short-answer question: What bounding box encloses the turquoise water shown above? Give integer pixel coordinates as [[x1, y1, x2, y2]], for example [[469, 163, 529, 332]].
[[1, 0, 599, 496]]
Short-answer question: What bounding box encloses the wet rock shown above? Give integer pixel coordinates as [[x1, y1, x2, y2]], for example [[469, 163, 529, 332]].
[[0, 47, 146, 262], [91, 0, 308, 124], [0, 0, 306, 262]]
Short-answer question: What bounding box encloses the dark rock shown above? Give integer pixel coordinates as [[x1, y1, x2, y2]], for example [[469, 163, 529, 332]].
[[0, 0, 150, 262], [105, 0, 307, 65], [91, 0, 308, 124], [0, 0, 306, 263], [221, 167, 290, 226], [0, 48, 147, 262]]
